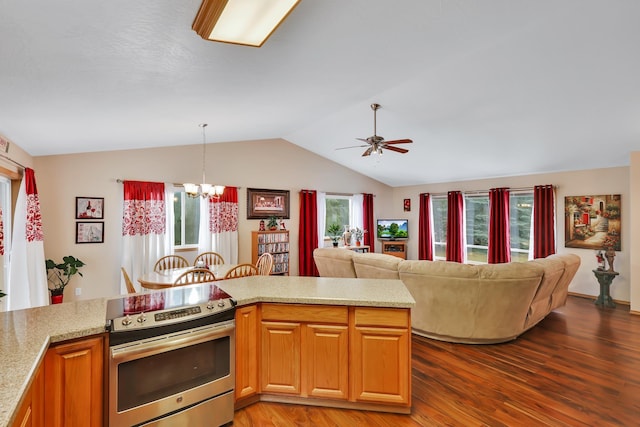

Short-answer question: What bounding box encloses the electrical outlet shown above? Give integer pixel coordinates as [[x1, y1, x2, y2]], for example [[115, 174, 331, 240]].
[[75, 288, 82, 296]]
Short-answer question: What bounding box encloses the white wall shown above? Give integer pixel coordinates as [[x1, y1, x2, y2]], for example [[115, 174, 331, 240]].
[[391, 166, 631, 303], [34, 139, 393, 301], [29, 139, 638, 308], [630, 152, 639, 313]]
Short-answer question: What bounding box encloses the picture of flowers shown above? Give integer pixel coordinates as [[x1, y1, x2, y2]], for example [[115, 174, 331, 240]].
[[564, 195, 621, 250]]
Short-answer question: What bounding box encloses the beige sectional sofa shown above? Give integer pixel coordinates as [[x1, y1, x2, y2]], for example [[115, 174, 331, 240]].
[[313, 248, 580, 344]]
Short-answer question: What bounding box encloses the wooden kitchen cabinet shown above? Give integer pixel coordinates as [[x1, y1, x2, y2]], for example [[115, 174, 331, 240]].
[[260, 304, 348, 399], [11, 361, 44, 427], [235, 304, 259, 402], [44, 335, 104, 427], [261, 321, 301, 394], [350, 307, 411, 406], [305, 323, 349, 399]]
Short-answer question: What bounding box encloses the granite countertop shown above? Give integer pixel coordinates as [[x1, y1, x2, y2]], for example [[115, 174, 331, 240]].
[[216, 276, 416, 308], [0, 298, 108, 427], [0, 275, 414, 427]]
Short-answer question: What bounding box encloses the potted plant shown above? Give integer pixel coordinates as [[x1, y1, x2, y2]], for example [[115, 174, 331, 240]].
[[352, 227, 365, 246], [327, 223, 343, 247], [267, 216, 279, 231], [46, 256, 86, 304]]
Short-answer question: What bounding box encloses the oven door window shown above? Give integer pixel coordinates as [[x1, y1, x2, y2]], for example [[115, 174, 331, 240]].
[[117, 336, 230, 412]]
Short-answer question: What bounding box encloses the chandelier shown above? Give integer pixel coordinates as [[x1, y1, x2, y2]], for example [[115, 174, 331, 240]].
[[183, 124, 225, 199]]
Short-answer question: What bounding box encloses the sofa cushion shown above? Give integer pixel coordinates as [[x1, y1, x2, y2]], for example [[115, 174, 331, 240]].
[[352, 252, 402, 279], [526, 257, 566, 329], [546, 254, 581, 310], [399, 260, 544, 343], [313, 247, 357, 278]]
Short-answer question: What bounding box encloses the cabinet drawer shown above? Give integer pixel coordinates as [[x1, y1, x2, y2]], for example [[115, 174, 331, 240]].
[[353, 307, 409, 328], [261, 304, 348, 324]]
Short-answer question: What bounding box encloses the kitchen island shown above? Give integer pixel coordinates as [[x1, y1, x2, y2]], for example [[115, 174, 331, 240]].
[[1, 275, 415, 426]]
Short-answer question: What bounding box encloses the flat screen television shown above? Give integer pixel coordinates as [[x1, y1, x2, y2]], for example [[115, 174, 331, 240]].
[[376, 219, 408, 240]]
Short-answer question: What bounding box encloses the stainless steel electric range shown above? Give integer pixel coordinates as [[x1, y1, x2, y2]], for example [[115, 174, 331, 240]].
[[105, 284, 236, 427]]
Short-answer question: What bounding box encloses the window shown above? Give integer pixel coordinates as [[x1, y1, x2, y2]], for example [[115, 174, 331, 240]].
[[0, 176, 11, 293], [430, 191, 534, 263], [509, 192, 534, 262], [465, 194, 489, 264], [325, 195, 351, 236], [431, 196, 447, 259], [173, 189, 200, 247]]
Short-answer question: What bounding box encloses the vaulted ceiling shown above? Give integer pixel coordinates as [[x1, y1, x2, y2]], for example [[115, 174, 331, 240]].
[[1, 1, 639, 186]]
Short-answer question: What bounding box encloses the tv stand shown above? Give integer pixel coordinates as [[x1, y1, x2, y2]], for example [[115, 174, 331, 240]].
[[381, 241, 406, 259]]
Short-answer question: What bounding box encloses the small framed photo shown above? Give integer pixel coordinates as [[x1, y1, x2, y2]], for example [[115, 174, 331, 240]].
[[76, 197, 104, 219], [404, 198, 411, 212], [76, 222, 104, 244], [247, 188, 290, 219]]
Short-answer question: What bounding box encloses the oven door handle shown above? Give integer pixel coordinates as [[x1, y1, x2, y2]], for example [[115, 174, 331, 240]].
[[111, 321, 234, 363]]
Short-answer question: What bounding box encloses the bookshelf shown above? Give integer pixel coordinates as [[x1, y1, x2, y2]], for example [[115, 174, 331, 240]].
[[251, 230, 290, 275]]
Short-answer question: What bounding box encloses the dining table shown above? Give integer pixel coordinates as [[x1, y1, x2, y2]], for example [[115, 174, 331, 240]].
[[138, 264, 236, 290]]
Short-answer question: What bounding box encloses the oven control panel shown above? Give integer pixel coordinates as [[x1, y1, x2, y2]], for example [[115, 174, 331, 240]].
[[110, 299, 235, 332], [155, 306, 201, 322]]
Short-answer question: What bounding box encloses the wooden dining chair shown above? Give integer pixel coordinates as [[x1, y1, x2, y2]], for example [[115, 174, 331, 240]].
[[223, 263, 258, 280], [173, 268, 217, 286], [154, 255, 189, 272], [193, 252, 225, 267], [121, 267, 137, 294], [256, 253, 274, 276]]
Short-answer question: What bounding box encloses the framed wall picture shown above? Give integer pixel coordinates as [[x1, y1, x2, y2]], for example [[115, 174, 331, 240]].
[[564, 194, 621, 250], [76, 222, 104, 244], [247, 188, 290, 219], [76, 197, 104, 219], [404, 198, 411, 212]]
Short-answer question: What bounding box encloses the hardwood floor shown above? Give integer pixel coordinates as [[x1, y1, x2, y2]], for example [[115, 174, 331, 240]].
[[232, 296, 640, 426]]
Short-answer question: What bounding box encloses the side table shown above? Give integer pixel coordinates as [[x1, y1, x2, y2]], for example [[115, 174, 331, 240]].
[[592, 269, 619, 308]]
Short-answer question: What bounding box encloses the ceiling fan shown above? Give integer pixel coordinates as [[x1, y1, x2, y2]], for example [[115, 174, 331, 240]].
[[337, 103, 412, 157]]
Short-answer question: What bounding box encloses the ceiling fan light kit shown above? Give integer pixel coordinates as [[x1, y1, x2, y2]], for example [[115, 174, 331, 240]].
[[337, 103, 413, 157], [192, 0, 300, 47]]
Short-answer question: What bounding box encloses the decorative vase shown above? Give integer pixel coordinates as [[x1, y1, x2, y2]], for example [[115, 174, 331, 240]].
[[605, 247, 616, 272], [355, 240, 361, 247], [51, 293, 64, 304], [343, 230, 352, 247]]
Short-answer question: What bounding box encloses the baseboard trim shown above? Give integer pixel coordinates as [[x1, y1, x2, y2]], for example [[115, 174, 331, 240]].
[[568, 291, 630, 306]]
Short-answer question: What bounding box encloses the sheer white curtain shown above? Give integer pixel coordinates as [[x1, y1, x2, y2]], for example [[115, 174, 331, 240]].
[[198, 187, 238, 264], [317, 192, 326, 248], [7, 168, 48, 310], [351, 193, 364, 230], [120, 181, 173, 294]]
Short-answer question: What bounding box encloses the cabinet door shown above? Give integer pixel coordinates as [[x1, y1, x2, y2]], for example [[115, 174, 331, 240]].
[[235, 305, 259, 400], [351, 326, 410, 405], [305, 324, 348, 399], [44, 336, 104, 427], [11, 362, 44, 427], [261, 321, 301, 395]]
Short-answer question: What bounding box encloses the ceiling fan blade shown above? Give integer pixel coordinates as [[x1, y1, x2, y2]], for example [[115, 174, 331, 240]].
[[356, 138, 371, 143], [383, 139, 413, 145], [362, 147, 373, 157], [384, 145, 409, 154], [335, 144, 368, 150]]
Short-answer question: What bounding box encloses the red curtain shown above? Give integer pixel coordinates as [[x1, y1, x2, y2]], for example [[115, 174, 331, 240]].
[[209, 187, 238, 233], [299, 189, 318, 276], [488, 187, 511, 264], [446, 191, 464, 263], [363, 193, 374, 250], [122, 181, 166, 236], [533, 185, 556, 259], [418, 193, 433, 260]]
